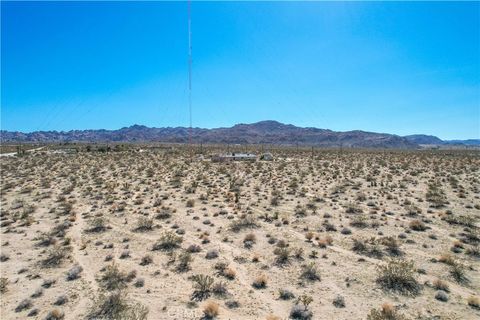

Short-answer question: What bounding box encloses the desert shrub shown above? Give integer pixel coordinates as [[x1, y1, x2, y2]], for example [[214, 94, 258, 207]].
[[31, 287, 43, 298], [202, 301, 219, 319], [435, 290, 448, 302], [290, 295, 313, 320], [186, 199, 195, 207], [212, 281, 228, 297], [133, 217, 153, 232], [367, 303, 408, 320], [223, 267, 236, 280], [134, 278, 145, 288], [450, 262, 468, 283], [66, 264, 83, 281], [191, 274, 214, 301], [443, 214, 476, 228], [252, 274, 267, 289], [53, 294, 68, 306], [376, 259, 421, 296], [332, 295, 345, 308], [41, 246, 69, 268], [352, 238, 383, 259], [15, 298, 32, 312], [300, 263, 320, 281], [466, 245, 480, 257], [225, 300, 240, 309], [345, 202, 362, 214], [243, 233, 256, 248], [467, 296, 480, 309], [152, 231, 182, 251], [42, 279, 56, 288], [271, 196, 280, 206], [97, 264, 128, 291], [187, 244, 202, 253], [0, 277, 7, 294], [205, 249, 219, 260], [350, 215, 368, 228], [176, 251, 193, 272], [119, 250, 130, 259], [279, 289, 295, 300], [405, 205, 421, 216], [230, 215, 257, 232], [409, 220, 426, 231], [273, 247, 291, 265], [290, 304, 313, 320], [430, 279, 448, 293], [438, 253, 456, 266], [380, 237, 403, 256], [155, 207, 172, 220], [305, 232, 314, 242], [87, 290, 148, 320], [44, 309, 64, 320], [35, 232, 57, 247], [426, 183, 447, 208], [86, 217, 108, 233], [139, 255, 153, 266]]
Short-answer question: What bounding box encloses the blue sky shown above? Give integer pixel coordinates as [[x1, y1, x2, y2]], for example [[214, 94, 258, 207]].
[[1, 1, 479, 139]]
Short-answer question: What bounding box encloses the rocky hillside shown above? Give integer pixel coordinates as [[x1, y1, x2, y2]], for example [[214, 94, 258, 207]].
[[0, 120, 424, 149]]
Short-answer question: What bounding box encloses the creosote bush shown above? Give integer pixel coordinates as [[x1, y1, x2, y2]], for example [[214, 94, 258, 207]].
[[87, 290, 148, 320], [152, 231, 183, 251], [376, 259, 421, 296]]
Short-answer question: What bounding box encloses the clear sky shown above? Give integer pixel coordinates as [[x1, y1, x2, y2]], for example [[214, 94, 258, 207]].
[[1, 1, 479, 139]]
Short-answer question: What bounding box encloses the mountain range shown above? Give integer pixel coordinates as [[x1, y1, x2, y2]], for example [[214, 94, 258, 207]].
[[1, 121, 478, 149]]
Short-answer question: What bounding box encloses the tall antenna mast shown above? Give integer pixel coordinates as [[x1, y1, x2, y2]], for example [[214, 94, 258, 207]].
[[188, 0, 193, 152]]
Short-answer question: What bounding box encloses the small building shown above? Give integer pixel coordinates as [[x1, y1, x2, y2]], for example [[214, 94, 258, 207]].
[[211, 153, 257, 162]]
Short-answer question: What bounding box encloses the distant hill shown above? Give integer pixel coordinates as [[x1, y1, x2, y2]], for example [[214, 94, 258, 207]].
[[1, 120, 477, 149], [404, 134, 444, 145], [404, 134, 480, 146]]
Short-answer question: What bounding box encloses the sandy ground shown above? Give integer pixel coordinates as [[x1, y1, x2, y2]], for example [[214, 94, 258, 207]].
[[0, 148, 479, 320]]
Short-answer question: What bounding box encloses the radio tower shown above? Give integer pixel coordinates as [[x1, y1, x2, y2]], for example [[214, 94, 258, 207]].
[[188, 0, 193, 157]]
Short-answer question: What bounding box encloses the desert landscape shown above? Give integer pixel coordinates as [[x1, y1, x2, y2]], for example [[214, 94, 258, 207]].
[[0, 145, 479, 320]]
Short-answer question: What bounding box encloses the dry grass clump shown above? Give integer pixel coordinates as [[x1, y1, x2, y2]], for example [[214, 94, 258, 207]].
[[202, 301, 219, 319], [376, 259, 421, 296], [433, 279, 449, 292], [223, 267, 236, 280], [467, 296, 480, 309], [252, 274, 268, 289], [317, 235, 333, 248], [409, 219, 426, 231], [44, 309, 64, 320], [367, 303, 408, 320]]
